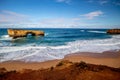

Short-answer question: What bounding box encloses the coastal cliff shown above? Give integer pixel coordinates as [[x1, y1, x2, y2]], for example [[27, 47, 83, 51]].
[[7, 29, 44, 38], [0, 60, 120, 80], [107, 29, 120, 34]]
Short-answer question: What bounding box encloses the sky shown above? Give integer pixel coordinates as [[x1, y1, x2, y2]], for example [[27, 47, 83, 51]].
[[0, 0, 120, 28]]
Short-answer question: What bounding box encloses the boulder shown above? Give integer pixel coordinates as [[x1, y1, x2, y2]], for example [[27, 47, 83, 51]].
[[7, 29, 44, 39], [107, 29, 120, 34]]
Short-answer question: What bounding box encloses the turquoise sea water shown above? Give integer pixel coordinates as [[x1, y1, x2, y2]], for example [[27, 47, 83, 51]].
[[0, 28, 120, 62]]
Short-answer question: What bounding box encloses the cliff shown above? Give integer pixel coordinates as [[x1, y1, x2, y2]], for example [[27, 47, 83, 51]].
[[107, 29, 120, 34], [0, 60, 120, 80], [7, 29, 44, 38]]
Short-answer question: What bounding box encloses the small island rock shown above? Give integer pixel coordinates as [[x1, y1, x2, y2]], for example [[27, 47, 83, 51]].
[[107, 29, 120, 34]]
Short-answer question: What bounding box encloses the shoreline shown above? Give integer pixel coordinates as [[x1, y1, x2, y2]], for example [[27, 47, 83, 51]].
[[64, 50, 120, 68], [0, 50, 120, 71]]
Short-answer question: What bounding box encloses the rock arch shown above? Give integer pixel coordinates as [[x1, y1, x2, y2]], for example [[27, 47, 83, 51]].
[[26, 32, 36, 37], [7, 29, 44, 39]]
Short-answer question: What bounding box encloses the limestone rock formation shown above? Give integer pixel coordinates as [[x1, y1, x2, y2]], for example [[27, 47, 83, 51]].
[[107, 29, 120, 34], [7, 29, 44, 39]]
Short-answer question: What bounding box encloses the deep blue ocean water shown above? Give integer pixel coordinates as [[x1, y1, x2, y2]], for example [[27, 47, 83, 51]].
[[0, 28, 111, 46], [0, 28, 120, 62]]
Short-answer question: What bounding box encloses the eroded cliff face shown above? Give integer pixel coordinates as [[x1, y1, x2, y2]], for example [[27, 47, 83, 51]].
[[107, 29, 120, 34], [7, 29, 44, 38]]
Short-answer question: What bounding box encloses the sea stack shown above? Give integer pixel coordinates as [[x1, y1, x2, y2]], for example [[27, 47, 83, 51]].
[[107, 29, 120, 34], [7, 29, 44, 39]]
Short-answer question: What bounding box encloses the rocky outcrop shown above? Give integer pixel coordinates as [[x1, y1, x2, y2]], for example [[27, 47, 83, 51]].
[[7, 29, 44, 39], [107, 29, 120, 34]]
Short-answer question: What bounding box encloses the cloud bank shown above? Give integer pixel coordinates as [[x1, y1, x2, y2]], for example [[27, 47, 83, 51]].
[[82, 10, 103, 19], [87, 0, 120, 6], [0, 10, 29, 24], [0, 10, 117, 29], [55, 0, 72, 4], [0, 10, 105, 28]]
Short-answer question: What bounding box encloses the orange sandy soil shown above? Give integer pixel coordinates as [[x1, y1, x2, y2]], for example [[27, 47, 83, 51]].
[[0, 60, 120, 80], [0, 50, 120, 80]]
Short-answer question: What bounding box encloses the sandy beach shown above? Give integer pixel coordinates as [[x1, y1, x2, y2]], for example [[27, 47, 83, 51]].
[[0, 50, 120, 71]]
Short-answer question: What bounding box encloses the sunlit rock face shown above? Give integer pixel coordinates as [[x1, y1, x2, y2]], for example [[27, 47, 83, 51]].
[[7, 29, 44, 39], [107, 29, 120, 34]]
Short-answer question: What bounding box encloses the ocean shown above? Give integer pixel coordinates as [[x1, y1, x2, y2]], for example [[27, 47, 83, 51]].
[[0, 28, 120, 62]]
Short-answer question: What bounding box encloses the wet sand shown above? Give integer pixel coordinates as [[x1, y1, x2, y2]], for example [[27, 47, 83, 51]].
[[0, 50, 120, 71], [64, 50, 120, 68]]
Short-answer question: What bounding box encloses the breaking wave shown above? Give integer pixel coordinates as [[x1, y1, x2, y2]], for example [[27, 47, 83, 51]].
[[0, 35, 12, 40], [0, 35, 120, 62], [88, 30, 106, 33]]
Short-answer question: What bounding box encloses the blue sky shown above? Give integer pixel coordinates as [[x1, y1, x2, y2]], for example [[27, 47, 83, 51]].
[[0, 0, 120, 28]]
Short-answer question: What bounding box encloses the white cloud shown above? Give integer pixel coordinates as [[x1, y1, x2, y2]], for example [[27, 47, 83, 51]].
[[87, 0, 109, 5], [82, 10, 103, 19], [0, 10, 104, 28], [87, 0, 94, 3], [37, 17, 99, 28], [0, 10, 29, 24], [56, 0, 71, 4], [99, 0, 109, 5], [113, 0, 120, 6], [38, 18, 80, 28], [87, 0, 120, 6]]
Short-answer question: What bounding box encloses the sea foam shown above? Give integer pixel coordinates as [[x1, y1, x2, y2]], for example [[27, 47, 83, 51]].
[[0, 35, 12, 41], [88, 30, 106, 33], [0, 35, 120, 62]]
